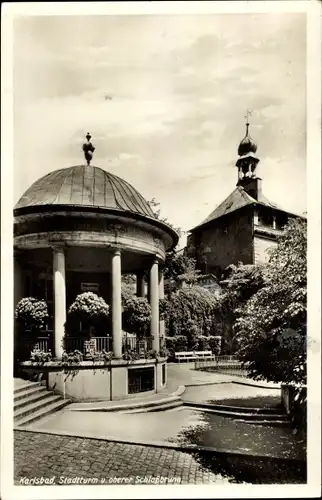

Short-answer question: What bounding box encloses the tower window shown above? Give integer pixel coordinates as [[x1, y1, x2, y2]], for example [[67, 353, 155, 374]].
[[258, 211, 273, 227]]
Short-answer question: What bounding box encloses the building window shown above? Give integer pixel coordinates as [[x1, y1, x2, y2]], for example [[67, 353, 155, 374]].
[[258, 211, 273, 227], [128, 367, 155, 394], [275, 215, 288, 230]]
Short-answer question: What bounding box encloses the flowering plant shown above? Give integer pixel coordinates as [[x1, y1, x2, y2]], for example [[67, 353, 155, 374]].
[[15, 297, 49, 335], [30, 349, 52, 363], [61, 350, 84, 365], [122, 350, 140, 361], [66, 292, 110, 338]]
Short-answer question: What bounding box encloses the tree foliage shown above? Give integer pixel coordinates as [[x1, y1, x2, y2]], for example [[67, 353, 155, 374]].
[[218, 262, 265, 353], [234, 218, 307, 384], [66, 292, 110, 337], [15, 297, 49, 336], [163, 286, 222, 345], [122, 295, 151, 338]]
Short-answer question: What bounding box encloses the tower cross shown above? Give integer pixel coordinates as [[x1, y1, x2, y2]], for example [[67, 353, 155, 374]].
[[244, 109, 252, 127]]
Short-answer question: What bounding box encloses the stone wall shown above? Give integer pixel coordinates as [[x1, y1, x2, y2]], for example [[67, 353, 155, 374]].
[[189, 207, 254, 275]]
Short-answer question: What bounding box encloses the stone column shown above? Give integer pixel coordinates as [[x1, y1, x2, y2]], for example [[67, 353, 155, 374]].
[[150, 258, 159, 352], [53, 247, 66, 359], [14, 252, 23, 308], [136, 272, 146, 298], [112, 249, 122, 359], [272, 215, 277, 230], [159, 269, 165, 351]]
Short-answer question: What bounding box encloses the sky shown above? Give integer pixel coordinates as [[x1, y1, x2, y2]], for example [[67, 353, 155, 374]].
[[14, 13, 306, 248]]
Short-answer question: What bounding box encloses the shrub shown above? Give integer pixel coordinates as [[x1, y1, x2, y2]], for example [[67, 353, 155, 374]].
[[164, 286, 221, 340], [208, 336, 222, 355], [30, 349, 52, 363], [15, 297, 49, 336], [193, 335, 210, 351], [66, 292, 110, 338], [165, 336, 176, 353], [122, 296, 151, 338]]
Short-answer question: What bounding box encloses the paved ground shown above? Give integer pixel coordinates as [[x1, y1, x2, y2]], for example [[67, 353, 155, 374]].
[[167, 363, 280, 389], [15, 366, 300, 486], [182, 383, 281, 405], [14, 430, 231, 485]]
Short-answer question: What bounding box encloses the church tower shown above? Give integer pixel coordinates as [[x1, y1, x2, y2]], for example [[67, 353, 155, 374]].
[[187, 114, 298, 275], [236, 113, 262, 201]]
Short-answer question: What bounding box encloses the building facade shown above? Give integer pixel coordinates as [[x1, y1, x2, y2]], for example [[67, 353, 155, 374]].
[[187, 122, 297, 276], [14, 135, 178, 400]]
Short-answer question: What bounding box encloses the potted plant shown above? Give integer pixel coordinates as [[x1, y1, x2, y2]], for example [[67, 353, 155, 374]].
[[65, 292, 110, 357], [15, 297, 49, 360]]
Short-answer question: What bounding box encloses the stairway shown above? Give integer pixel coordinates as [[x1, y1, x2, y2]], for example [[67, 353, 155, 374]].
[[121, 396, 183, 413], [70, 394, 183, 414], [183, 401, 289, 426], [14, 380, 70, 428]]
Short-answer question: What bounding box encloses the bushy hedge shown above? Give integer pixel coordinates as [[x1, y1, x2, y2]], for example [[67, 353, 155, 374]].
[[165, 334, 222, 354], [164, 286, 221, 343]]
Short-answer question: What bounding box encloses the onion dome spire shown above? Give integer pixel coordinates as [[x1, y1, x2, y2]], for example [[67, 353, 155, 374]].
[[237, 112, 257, 156], [82, 133, 95, 166], [236, 111, 260, 183]]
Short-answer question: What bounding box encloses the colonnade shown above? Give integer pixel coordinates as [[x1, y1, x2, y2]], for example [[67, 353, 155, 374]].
[[52, 246, 163, 359]]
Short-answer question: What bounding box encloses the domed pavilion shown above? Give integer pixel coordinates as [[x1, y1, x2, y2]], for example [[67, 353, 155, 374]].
[[14, 134, 178, 400]]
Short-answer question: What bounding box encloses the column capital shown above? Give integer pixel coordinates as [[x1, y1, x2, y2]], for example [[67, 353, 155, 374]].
[[112, 247, 121, 256], [52, 244, 66, 253]]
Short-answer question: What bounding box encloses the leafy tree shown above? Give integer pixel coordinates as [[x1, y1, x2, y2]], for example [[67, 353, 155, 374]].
[[164, 286, 222, 347], [234, 218, 307, 385], [219, 262, 265, 353], [66, 292, 110, 338], [122, 295, 151, 338], [163, 251, 202, 295]]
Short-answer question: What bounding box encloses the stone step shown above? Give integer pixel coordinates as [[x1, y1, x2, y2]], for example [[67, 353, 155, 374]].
[[14, 389, 54, 410], [195, 402, 283, 414], [14, 385, 48, 403], [184, 403, 288, 421], [15, 399, 71, 428], [123, 399, 183, 414], [234, 419, 290, 427], [71, 395, 181, 413], [14, 381, 43, 395], [14, 394, 64, 421]]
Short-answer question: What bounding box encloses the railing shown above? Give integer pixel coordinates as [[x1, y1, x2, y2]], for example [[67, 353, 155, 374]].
[[64, 337, 112, 354], [65, 336, 154, 357], [123, 336, 153, 355], [18, 336, 155, 359], [34, 337, 52, 353], [195, 355, 248, 377]]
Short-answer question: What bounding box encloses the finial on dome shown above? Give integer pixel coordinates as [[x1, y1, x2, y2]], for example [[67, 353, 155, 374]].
[[244, 109, 251, 135], [82, 133, 95, 166]]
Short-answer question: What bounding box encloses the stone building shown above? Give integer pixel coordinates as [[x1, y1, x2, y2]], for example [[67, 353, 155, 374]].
[[14, 134, 178, 400], [187, 122, 299, 277]]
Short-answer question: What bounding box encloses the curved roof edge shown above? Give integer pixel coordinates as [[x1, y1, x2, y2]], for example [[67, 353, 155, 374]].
[[14, 203, 180, 251]]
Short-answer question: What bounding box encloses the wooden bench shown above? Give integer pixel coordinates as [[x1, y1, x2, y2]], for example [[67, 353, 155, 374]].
[[175, 351, 214, 363]]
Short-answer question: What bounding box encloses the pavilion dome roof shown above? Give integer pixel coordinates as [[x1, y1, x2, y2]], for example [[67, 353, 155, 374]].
[[14, 165, 155, 218]]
